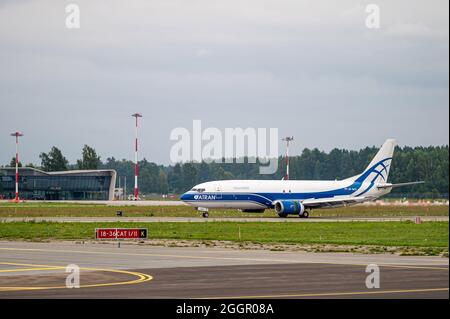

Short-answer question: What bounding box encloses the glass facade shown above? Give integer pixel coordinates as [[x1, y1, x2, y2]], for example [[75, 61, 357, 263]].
[[0, 168, 116, 200]]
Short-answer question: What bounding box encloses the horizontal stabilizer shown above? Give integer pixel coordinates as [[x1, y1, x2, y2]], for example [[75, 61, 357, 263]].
[[377, 181, 425, 189]]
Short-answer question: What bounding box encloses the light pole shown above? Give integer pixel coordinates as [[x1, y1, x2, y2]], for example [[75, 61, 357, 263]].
[[281, 136, 294, 180], [124, 175, 127, 200], [131, 113, 142, 200], [10, 131, 24, 203]]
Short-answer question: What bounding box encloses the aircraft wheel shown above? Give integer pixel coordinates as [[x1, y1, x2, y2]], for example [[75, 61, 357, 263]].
[[300, 211, 309, 218], [278, 213, 287, 218], [202, 212, 209, 218]]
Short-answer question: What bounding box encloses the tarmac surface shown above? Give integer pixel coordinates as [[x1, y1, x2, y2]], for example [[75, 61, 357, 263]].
[[0, 200, 186, 206], [1, 199, 448, 207], [0, 241, 448, 299], [1, 216, 448, 223]]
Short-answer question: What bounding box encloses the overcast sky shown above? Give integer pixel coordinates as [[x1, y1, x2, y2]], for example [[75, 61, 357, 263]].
[[0, 0, 448, 166]]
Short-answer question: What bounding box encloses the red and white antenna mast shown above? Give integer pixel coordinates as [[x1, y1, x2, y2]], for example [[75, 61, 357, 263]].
[[281, 136, 294, 180], [10, 131, 24, 203], [131, 113, 142, 201]]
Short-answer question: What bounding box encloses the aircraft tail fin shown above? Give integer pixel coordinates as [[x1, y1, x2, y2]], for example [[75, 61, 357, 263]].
[[345, 139, 397, 184]]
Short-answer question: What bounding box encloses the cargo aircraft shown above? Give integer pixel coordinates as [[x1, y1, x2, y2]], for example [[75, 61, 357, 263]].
[[180, 139, 424, 218]]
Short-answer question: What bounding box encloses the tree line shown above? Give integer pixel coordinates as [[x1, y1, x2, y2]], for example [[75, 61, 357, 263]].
[[3, 145, 449, 197]]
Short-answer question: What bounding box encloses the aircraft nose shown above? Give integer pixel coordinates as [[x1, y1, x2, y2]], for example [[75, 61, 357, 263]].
[[180, 192, 189, 201]]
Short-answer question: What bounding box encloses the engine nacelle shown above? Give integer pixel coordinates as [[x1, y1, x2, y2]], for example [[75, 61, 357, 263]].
[[273, 200, 305, 215]]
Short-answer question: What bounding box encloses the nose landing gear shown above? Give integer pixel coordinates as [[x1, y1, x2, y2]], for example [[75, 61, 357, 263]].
[[197, 207, 209, 218]]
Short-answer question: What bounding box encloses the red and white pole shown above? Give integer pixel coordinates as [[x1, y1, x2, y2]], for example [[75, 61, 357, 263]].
[[11, 131, 24, 203], [285, 140, 289, 180], [131, 113, 142, 201], [282, 136, 294, 181]]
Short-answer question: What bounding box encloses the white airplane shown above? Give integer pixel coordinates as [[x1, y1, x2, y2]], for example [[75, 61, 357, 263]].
[[180, 139, 424, 218]]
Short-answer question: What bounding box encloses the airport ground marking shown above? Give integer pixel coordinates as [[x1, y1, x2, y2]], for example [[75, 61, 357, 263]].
[[0, 247, 448, 271], [0, 262, 152, 292], [199, 287, 450, 299], [0, 266, 65, 273]]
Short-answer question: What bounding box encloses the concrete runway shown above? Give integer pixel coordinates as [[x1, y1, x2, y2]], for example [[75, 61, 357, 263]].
[[0, 200, 186, 206], [1, 216, 448, 223], [0, 241, 447, 299]]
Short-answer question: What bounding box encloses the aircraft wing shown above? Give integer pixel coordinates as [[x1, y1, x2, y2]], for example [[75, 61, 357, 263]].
[[301, 196, 373, 209]]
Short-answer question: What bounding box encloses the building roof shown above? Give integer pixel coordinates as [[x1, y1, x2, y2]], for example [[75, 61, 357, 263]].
[[0, 167, 116, 177]]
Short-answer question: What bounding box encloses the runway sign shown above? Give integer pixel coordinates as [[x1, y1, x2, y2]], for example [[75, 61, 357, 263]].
[[95, 228, 148, 239]]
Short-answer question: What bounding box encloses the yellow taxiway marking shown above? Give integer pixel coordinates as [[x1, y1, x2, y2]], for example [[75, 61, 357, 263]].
[[200, 287, 450, 299], [0, 247, 447, 271], [0, 262, 152, 292], [0, 262, 66, 268], [0, 267, 65, 273]]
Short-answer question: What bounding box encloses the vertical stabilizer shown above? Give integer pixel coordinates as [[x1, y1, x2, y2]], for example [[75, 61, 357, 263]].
[[358, 139, 397, 184], [344, 139, 397, 184]]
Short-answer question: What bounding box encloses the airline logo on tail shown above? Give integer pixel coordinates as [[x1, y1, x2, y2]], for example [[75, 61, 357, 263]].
[[354, 157, 392, 196]]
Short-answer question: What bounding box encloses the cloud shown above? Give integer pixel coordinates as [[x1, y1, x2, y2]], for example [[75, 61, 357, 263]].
[[0, 0, 448, 165], [385, 22, 445, 38]]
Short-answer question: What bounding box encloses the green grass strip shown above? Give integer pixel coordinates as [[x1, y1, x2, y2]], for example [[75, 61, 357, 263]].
[[0, 221, 448, 248]]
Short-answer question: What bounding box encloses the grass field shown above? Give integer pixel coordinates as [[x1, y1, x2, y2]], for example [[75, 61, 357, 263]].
[[0, 203, 448, 218], [0, 221, 447, 249]]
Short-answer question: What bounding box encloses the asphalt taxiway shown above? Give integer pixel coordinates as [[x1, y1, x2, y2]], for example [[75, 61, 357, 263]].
[[0, 241, 447, 298], [1, 216, 448, 223]]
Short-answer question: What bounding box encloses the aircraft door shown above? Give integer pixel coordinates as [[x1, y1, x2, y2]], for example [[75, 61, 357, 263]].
[[215, 184, 222, 199]]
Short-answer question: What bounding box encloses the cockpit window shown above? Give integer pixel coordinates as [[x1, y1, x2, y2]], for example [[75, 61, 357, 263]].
[[191, 188, 205, 192]]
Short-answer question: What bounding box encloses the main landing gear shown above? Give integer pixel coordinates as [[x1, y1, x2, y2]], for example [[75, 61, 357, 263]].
[[278, 211, 310, 218], [299, 211, 309, 218], [197, 207, 209, 218]]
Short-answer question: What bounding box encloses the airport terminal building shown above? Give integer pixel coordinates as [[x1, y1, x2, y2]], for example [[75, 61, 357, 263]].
[[0, 168, 117, 201]]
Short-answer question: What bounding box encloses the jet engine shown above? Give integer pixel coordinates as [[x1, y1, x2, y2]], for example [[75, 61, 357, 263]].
[[273, 200, 305, 217]]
